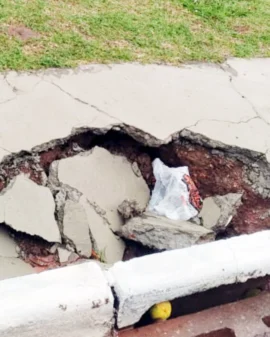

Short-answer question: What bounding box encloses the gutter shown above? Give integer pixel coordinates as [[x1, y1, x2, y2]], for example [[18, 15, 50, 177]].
[[1, 230, 270, 336]]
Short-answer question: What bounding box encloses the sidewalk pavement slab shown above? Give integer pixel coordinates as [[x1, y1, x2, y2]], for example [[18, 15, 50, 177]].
[[0, 59, 269, 162]]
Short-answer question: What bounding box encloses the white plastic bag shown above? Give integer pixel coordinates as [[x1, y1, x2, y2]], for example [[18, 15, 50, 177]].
[[148, 159, 201, 221]]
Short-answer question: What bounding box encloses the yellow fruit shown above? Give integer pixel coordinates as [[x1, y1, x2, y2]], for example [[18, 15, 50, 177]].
[[149, 301, 172, 321], [243, 288, 262, 299]]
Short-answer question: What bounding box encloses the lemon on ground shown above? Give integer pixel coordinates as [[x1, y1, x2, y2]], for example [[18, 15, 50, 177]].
[[243, 288, 262, 299], [149, 301, 172, 321]]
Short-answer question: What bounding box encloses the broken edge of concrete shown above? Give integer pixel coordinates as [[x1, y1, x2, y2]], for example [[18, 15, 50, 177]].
[[1, 230, 270, 336]]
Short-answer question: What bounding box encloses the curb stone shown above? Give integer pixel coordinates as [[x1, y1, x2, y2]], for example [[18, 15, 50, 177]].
[[1, 231, 270, 336]]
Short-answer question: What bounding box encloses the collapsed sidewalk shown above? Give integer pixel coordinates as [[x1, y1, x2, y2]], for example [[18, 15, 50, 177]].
[[0, 58, 270, 336], [1, 58, 270, 278]]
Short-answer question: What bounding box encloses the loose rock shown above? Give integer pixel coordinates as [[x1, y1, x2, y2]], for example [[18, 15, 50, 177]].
[[57, 247, 72, 263], [118, 212, 214, 250], [118, 199, 145, 220], [0, 175, 61, 242], [200, 193, 242, 231]]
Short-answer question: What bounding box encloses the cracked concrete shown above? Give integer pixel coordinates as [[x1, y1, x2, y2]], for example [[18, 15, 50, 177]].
[[0, 59, 269, 163], [0, 175, 61, 242], [0, 58, 270, 278], [49, 146, 150, 263]]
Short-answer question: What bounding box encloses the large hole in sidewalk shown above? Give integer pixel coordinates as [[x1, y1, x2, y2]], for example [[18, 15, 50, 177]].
[[195, 328, 236, 337], [1, 127, 270, 287]]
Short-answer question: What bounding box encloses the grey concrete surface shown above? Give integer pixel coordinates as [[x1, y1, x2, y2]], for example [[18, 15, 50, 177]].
[[0, 58, 269, 280], [0, 58, 269, 162], [0, 174, 61, 242]]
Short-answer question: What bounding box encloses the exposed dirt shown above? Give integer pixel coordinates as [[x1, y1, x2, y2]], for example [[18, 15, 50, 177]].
[[7, 25, 40, 41], [159, 142, 270, 234], [1, 128, 270, 264]]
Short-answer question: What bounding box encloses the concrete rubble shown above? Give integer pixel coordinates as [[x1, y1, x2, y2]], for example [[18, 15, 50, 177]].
[[0, 59, 269, 279], [57, 247, 73, 263], [0, 174, 61, 243], [49, 146, 150, 263], [118, 212, 215, 250], [118, 199, 145, 220], [200, 193, 242, 232]]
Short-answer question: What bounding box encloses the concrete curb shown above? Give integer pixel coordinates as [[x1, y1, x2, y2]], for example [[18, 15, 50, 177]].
[[0, 262, 114, 337], [109, 230, 270, 328], [1, 231, 270, 335]]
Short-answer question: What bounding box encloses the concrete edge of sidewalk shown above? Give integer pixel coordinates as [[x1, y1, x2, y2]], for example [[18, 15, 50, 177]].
[[1, 230, 270, 336]]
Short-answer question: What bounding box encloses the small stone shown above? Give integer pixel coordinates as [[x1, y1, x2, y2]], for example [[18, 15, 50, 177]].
[[118, 212, 214, 250], [57, 247, 72, 263], [200, 193, 242, 231], [0, 175, 61, 242], [118, 199, 145, 220]]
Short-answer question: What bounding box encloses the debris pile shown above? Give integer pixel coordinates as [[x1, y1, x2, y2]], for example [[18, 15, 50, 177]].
[[118, 212, 214, 251], [0, 126, 269, 280]]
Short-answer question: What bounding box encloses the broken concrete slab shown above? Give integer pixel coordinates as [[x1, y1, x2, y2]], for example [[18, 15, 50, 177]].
[[0, 257, 35, 280], [41, 63, 257, 144], [0, 59, 269, 163], [200, 193, 242, 231], [118, 212, 214, 250], [80, 196, 125, 264], [0, 225, 18, 258], [62, 199, 92, 257], [0, 175, 61, 242], [53, 146, 150, 232]]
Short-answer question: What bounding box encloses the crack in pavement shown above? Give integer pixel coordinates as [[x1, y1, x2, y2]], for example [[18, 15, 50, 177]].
[[4, 74, 19, 93], [228, 76, 270, 126], [219, 64, 270, 128], [0, 97, 17, 105], [47, 80, 123, 123], [184, 115, 260, 130]]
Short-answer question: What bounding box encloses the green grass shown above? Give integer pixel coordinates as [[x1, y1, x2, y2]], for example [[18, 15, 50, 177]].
[[0, 0, 269, 70]]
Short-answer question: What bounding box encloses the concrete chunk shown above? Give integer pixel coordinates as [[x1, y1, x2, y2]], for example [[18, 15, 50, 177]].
[[81, 196, 125, 263], [0, 225, 18, 258], [118, 212, 214, 250], [200, 193, 242, 231], [0, 175, 61, 242], [63, 199, 92, 257], [56, 146, 150, 232], [0, 257, 35, 281], [57, 247, 72, 263]]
